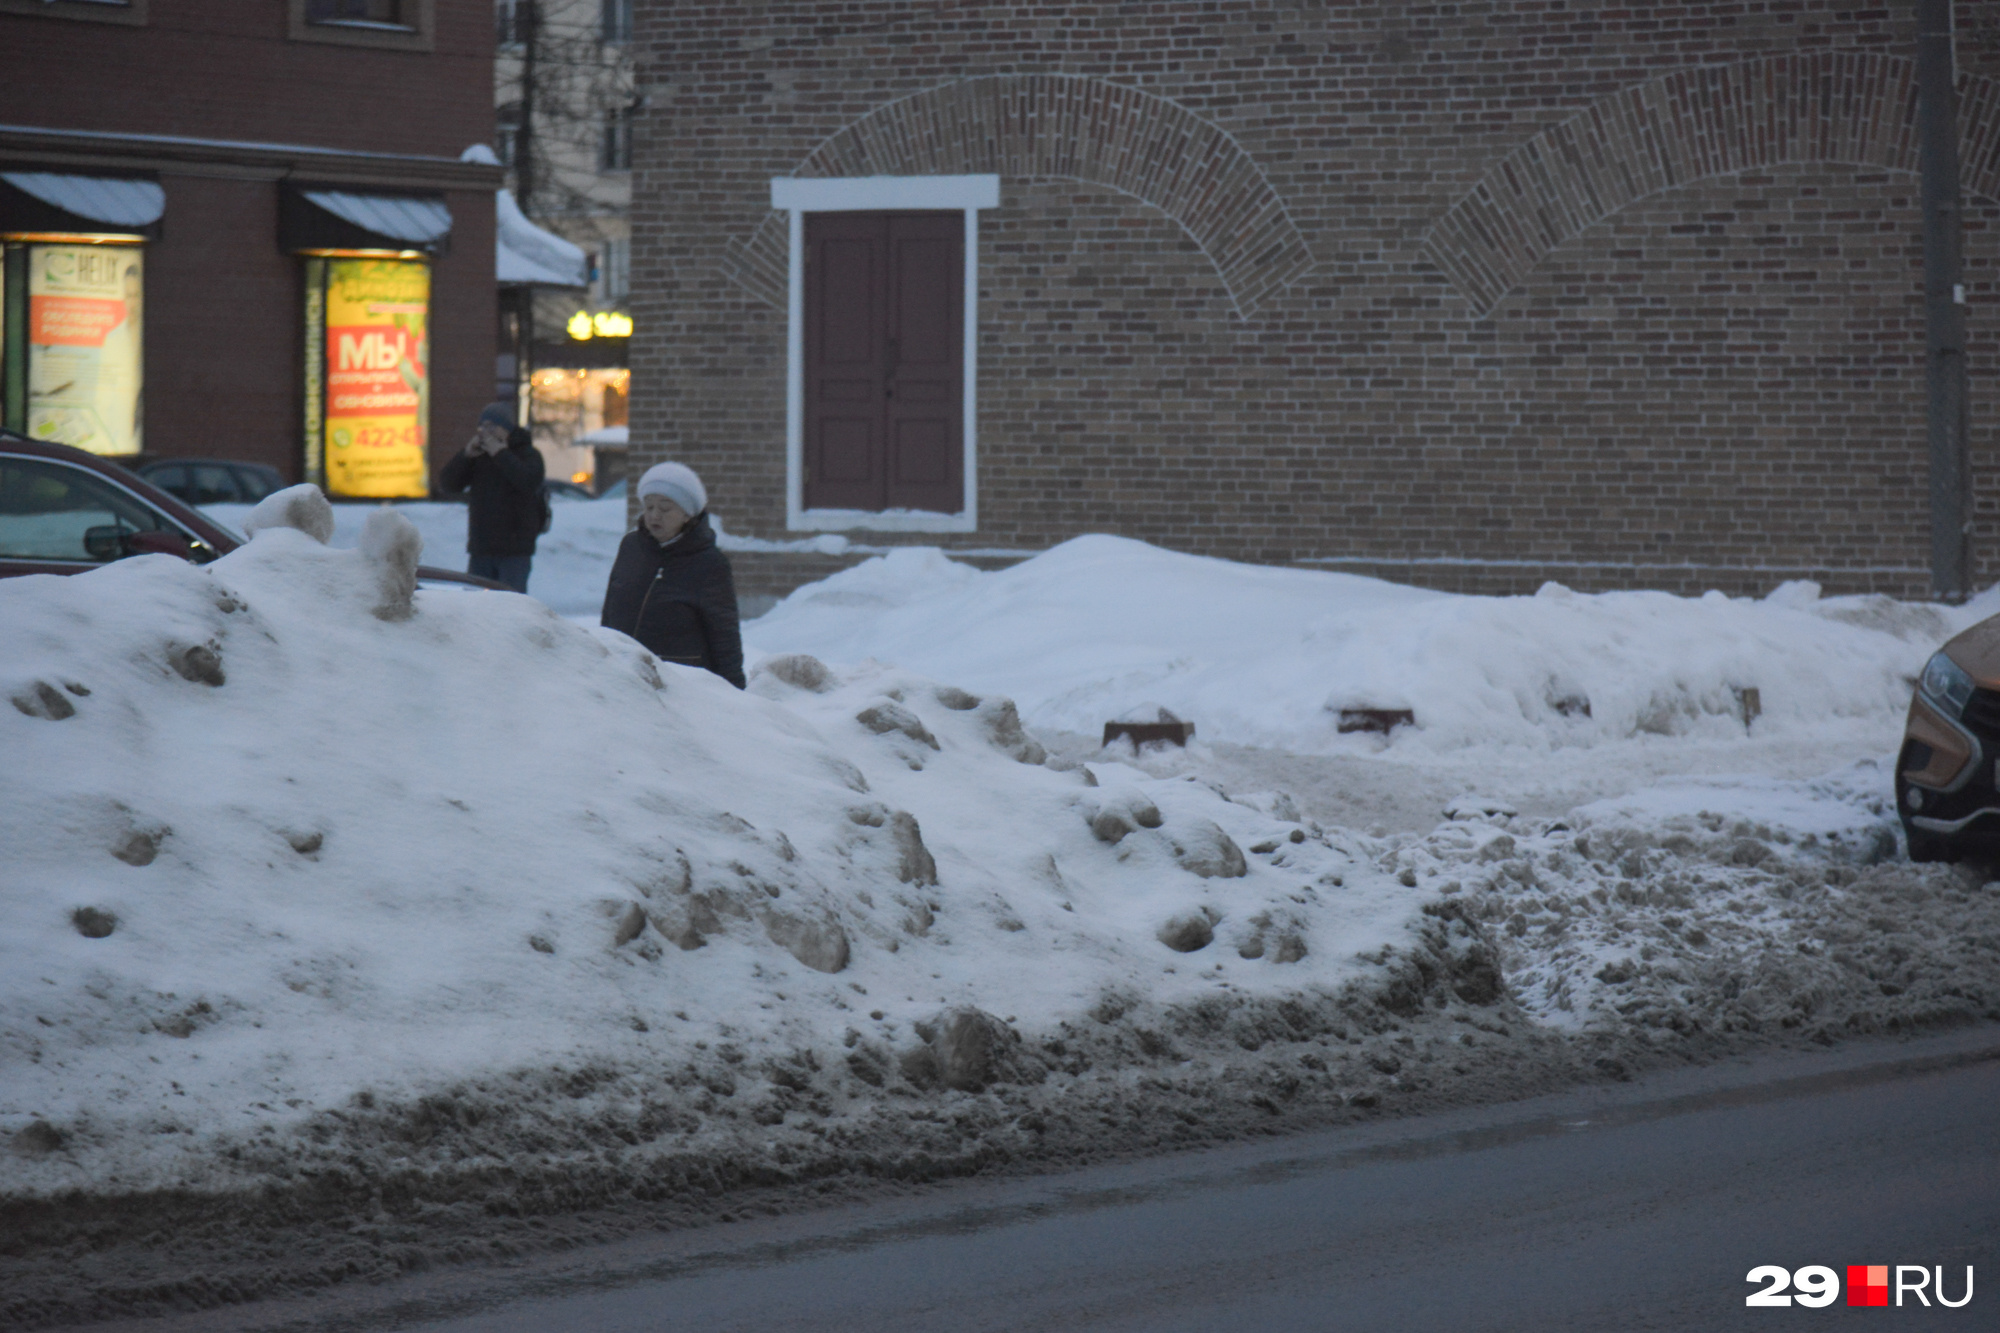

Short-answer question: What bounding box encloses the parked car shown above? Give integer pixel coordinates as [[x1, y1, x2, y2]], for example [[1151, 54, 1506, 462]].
[[1898, 625, 2000, 861], [0, 432, 502, 590], [135, 458, 286, 506]]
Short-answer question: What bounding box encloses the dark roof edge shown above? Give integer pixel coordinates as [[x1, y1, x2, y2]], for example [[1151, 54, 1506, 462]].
[[0, 124, 503, 191]]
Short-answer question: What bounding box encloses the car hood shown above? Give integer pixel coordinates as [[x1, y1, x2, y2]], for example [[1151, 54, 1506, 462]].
[[1943, 616, 2000, 689]]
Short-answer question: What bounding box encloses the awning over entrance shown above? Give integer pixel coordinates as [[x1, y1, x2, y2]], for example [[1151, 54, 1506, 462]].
[[281, 184, 451, 254], [533, 337, 628, 370], [0, 171, 164, 236], [577, 425, 628, 449], [496, 189, 587, 287]]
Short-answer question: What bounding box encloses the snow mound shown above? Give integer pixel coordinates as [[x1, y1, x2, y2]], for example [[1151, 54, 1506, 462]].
[[201, 491, 632, 619], [0, 536, 1457, 1196], [1387, 762, 2000, 1038], [747, 538, 1966, 754]]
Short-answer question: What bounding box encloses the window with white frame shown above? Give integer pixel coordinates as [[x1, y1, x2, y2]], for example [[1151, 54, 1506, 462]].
[[599, 236, 629, 304], [601, 0, 631, 43], [496, 102, 523, 168], [495, 0, 522, 48], [599, 106, 633, 173]]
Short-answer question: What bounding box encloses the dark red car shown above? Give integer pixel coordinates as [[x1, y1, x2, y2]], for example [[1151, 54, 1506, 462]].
[[0, 432, 498, 588]]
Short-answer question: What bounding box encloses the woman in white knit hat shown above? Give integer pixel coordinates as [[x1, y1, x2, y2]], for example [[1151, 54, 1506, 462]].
[[599, 461, 744, 688]]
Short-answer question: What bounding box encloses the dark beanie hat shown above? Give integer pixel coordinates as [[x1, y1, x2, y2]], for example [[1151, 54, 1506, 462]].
[[478, 401, 516, 430]]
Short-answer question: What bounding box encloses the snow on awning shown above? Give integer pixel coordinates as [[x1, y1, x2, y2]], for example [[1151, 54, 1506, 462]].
[[496, 188, 587, 288], [279, 185, 451, 255], [0, 172, 164, 233], [576, 425, 629, 449], [299, 189, 452, 245]]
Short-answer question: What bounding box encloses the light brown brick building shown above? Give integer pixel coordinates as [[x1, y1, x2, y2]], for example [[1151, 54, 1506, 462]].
[[635, 1, 2000, 598]]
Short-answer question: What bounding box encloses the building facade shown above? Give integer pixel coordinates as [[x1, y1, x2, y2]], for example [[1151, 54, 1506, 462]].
[[636, 1, 2000, 597], [0, 0, 500, 496], [496, 0, 635, 487]]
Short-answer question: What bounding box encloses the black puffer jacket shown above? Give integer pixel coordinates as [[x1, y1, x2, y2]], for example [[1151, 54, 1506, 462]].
[[600, 514, 745, 688], [438, 429, 545, 557]]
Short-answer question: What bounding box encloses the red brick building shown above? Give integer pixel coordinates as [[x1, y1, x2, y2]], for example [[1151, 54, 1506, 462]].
[[0, 0, 500, 496], [637, 1, 2000, 597]]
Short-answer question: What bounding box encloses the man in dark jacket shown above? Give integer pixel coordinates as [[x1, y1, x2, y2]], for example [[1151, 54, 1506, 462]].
[[600, 462, 745, 688], [438, 402, 544, 593]]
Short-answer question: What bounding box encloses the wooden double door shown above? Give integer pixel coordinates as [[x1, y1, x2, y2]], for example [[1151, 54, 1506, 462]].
[[804, 211, 964, 514]]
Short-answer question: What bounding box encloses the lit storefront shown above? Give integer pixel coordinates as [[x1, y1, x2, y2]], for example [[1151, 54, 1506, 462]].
[[531, 306, 628, 490], [0, 172, 162, 457], [285, 188, 450, 499]]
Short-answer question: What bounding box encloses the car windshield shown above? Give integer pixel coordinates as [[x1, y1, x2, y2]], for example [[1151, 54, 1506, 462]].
[[0, 457, 170, 562], [235, 467, 281, 502], [183, 464, 241, 505]]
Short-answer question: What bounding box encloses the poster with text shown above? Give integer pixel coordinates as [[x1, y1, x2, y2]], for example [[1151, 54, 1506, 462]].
[[324, 258, 429, 498], [27, 244, 144, 456]]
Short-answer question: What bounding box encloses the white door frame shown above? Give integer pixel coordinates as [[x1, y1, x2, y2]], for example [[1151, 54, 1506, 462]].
[[771, 173, 999, 533]]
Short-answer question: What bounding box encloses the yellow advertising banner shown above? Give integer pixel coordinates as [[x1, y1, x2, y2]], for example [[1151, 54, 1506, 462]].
[[323, 258, 428, 498], [27, 244, 143, 457]]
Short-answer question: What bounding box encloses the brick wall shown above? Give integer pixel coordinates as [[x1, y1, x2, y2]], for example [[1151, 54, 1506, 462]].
[[141, 177, 300, 472], [635, 1, 2000, 596], [1, 1, 497, 487], [0, 1, 494, 160]]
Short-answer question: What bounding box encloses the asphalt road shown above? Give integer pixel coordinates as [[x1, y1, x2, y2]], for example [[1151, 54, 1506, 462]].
[[91, 1032, 1997, 1333], [344, 1032, 1996, 1333]]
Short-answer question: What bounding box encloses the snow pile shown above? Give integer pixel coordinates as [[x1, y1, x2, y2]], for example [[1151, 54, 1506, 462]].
[[1, 513, 1463, 1198], [201, 491, 631, 619], [747, 537, 1976, 755], [1385, 763, 2000, 1044]]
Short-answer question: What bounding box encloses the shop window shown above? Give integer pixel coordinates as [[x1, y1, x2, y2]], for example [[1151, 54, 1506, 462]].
[[288, 0, 432, 50], [599, 108, 633, 173], [1, 239, 146, 457], [602, 0, 631, 43], [0, 0, 146, 26]]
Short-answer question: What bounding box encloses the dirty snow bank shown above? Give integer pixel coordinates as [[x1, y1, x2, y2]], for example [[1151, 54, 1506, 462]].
[[2, 511, 1449, 1208], [746, 536, 1984, 757], [1389, 764, 2000, 1042]]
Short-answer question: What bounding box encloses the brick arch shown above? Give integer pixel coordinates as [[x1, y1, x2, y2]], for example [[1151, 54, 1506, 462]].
[[1422, 52, 2000, 318], [722, 74, 1315, 320]]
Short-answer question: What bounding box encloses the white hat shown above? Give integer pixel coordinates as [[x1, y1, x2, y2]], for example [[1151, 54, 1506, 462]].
[[636, 462, 706, 517]]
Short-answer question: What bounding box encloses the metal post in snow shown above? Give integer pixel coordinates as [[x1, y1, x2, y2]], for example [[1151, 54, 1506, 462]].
[[1918, 0, 1972, 599]]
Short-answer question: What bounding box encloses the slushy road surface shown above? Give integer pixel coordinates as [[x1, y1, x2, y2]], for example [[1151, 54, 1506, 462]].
[[383, 1032, 1997, 1333]]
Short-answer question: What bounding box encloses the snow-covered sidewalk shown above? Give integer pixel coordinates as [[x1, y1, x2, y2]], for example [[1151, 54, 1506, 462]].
[[6, 507, 1999, 1325]]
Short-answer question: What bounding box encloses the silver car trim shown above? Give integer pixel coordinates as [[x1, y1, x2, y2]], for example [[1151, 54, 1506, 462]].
[[1910, 808, 2000, 834]]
